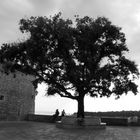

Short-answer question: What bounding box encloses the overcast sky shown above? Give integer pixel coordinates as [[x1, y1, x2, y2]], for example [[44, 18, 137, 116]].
[[1, 0, 140, 114]]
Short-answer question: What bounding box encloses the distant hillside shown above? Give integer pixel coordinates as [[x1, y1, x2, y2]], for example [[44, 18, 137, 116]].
[[74, 111, 140, 117]]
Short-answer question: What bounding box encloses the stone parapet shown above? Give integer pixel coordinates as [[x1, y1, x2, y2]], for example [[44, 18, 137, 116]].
[[56, 116, 106, 129]]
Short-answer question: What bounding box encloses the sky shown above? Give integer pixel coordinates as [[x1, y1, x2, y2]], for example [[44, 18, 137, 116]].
[[1, 0, 140, 114]]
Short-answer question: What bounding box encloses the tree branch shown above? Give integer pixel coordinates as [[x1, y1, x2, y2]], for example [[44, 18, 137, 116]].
[[58, 92, 77, 100]]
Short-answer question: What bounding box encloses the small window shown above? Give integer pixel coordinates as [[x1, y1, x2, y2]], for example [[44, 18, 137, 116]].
[[0, 95, 4, 100], [31, 95, 34, 99]]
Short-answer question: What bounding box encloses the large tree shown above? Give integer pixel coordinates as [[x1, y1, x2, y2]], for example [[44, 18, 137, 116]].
[[0, 13, 139, 118]]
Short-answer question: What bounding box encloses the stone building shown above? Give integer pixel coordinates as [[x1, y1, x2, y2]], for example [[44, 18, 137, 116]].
[[0, 65, 36, 121]]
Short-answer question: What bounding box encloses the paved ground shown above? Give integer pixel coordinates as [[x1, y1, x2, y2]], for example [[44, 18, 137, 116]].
[[0, 121, 140, 140]]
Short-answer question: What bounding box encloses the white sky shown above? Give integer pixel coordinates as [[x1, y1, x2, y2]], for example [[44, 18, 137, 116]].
[[1, 0, 140, 114]]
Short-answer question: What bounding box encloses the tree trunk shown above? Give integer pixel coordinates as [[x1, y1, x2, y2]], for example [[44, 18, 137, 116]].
[[77, 96, 85, 118]]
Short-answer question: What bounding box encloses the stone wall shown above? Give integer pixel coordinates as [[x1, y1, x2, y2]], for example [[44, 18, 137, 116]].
[[0, 65, 35, 121], [26, 114, 61, 123], [26, 114, 140, 126]]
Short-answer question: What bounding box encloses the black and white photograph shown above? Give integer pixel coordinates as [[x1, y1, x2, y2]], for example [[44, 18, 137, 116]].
[[0, 0, 140, 139]]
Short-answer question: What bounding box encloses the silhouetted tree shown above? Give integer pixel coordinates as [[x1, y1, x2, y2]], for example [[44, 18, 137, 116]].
[[0, 13, 139, 118]]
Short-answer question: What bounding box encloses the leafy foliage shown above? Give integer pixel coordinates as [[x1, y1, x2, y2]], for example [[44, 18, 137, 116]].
[[0, 13, 139, 117]]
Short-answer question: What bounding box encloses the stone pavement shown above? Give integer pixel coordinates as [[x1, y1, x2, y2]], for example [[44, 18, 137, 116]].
[[0, 121, 140, 140]]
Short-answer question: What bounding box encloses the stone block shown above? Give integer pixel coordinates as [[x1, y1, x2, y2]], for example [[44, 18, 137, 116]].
[[56, 116, 106, 129]]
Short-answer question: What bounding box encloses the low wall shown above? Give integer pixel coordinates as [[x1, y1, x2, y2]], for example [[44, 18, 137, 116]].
[[101, 117, 128, 126], [127, 117, 140, 126], [25, 114, 140, 126], [101, 117, 140, 126], [26, 114, 61, 123]]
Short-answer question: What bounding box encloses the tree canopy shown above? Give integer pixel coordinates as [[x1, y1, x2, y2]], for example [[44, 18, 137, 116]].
[[0, 13, 139, 117]]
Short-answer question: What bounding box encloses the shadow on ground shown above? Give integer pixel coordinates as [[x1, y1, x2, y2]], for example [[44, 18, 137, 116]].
[[0, 121, 140, 140]]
